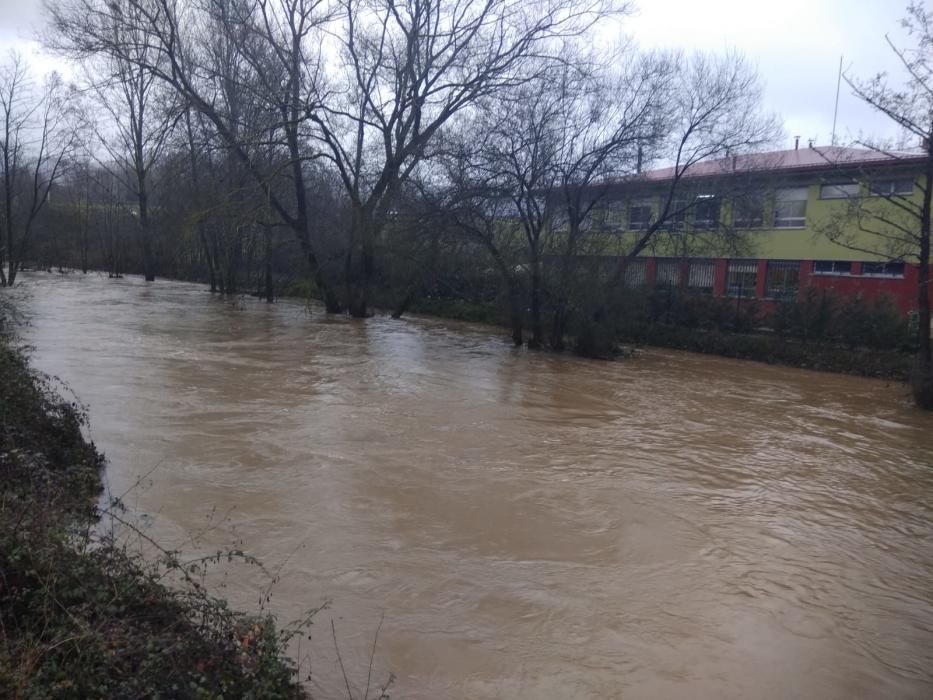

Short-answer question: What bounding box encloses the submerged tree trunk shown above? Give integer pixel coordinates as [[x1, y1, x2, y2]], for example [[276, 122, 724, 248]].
[[507, 282, 524, 347], [528, 250, 543, 349], [80, 184, 90, 274], [391, 290, 415, 320], [138, 186, 155, 282], [263, 223, 274, 303], [198, 223, 217, 292], [346, 210, 375, 318]]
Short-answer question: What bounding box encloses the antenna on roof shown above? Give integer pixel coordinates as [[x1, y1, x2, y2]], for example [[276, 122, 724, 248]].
[[831, 55, 843, 146]]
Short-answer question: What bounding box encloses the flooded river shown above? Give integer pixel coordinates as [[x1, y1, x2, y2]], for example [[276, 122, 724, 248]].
[[15, 272, 933, 699]]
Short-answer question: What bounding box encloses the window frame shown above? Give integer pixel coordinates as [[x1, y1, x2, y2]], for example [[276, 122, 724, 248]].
[[692, 195, 720, 230], [623, 259, 648, 288], [869, 178, 914, 197], [861, 261, 906, 278], [664, 199, 689, 232], [687, 259, 716, 294], [773, 187, 809, 229], [812, 260, 852, 276], [726, 260, 758, 299], [732, 192, 765, 229], [819, 182, 860, 200], [655, 258, 681, 286], [765, 261, 801, 301], [628, 201, 653, 232], [599, 200, 627, 233]]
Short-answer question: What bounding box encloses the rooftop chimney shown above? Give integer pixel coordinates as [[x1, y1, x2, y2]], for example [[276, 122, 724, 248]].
[[794, 136, 800, 151]]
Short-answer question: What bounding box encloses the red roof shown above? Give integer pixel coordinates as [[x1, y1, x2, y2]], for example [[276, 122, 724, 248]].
[[636, 145, 925, 182]]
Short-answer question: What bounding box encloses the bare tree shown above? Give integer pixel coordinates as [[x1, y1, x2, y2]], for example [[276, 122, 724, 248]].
[[546, 50, 672, 349], [48, 0, 345, 310], [308, 0, 615, 317], [0, 54, 80, 287], [434, 48, 774, 352], [621, 51, 780, 259], [470, 78, 565, 348], [427, 140, 530, 345], [817, 2, 933, 406], [87, 7, 177, 281]]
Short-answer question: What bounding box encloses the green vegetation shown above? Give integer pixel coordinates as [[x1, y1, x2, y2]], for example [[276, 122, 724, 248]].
[[407, 298, 500, 325], [0, 315, 306, 698], [412, 285, 917, 380], [610, 287, 917, 379]]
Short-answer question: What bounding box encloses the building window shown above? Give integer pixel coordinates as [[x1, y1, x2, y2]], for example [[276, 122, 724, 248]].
[[693, 196, 720, 229], [870, 178, 914, 197], [687, 259, 715, 293], [733, 193, 764, 228], [656, 259, 681, 286], [765, 261, 800, 300], [726, 260, 757, 298], [862, 261, 906, 277], [628, 202, 652, 231], [600, 200, 626, 232], [665, 200, 689, 231], [819, 182, 860, 199], [812, 260, 851, 275], [623, 260, 648, 287], [774, 187, 808, 228]]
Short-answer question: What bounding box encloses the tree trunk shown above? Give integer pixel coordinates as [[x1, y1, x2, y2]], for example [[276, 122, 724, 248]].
[[2, 120, 12, 287], [528, 251, 543, 349], [549, 219, 584, 352], [139, 188, 155, 282], [199, 223, 217, 292], [263, 223, 274, 303], [507, 282, 524, 347], [347, 212, 374, 318], [80, 230, 89, 274], [226, 235, 240, 295], [391, 289, 415, 319]]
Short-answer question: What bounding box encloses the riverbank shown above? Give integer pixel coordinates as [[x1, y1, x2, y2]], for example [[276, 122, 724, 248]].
[[398, 296, 916, 381], [34, 269, 919, 383], [0, 303, 305, 698]]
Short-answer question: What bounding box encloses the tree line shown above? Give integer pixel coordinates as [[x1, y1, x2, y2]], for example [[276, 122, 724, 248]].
[[1, 0, 773, 307], [0, 0, 930, 401]]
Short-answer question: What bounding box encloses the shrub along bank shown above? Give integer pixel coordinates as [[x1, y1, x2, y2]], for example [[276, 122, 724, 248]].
[[397, 286, 918, 381], [0, 319, 305, 698]]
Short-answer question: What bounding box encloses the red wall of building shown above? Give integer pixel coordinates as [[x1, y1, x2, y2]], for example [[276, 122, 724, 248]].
[[802, 263, 931, 314], [642, 257, 933, 315]]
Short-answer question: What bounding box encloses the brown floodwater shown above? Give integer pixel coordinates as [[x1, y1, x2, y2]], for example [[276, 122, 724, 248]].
[[14, 272, 933, 699]]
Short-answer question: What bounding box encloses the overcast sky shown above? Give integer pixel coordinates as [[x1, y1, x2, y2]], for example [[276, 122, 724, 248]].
[[0, 0, 916, 149]]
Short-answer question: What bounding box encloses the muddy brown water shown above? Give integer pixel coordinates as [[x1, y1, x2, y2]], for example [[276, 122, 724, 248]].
[[14, 272, 933, 699]]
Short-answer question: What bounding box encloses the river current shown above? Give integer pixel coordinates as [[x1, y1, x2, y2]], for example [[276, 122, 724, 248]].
[[16, 272, 933, 699]]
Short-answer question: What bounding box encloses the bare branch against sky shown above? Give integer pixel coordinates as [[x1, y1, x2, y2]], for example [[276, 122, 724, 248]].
[[0, 0, 918, 147]]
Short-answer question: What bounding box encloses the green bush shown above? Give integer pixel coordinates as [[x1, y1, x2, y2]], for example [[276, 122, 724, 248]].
[[409, 297, 500, 324], [279, 277, 317, 300]]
